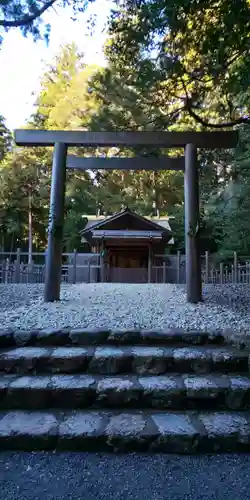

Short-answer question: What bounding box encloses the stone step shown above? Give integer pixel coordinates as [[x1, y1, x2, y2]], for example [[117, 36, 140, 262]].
[[1, 373, 250, 411], [0, 409, 250, 453], [0, 328, 228, 348], [0, 345, 248, 375]]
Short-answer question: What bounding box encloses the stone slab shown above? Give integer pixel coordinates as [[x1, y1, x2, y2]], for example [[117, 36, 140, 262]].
[[69, 329, 109, 346], [131, 347, 172, 375], [97, 377, 135, 392], [1, 370, 250, 411], [0, 411, 58, 449], [13, 331, 33, 346], [139, 376, 183, 391], [107, 330, 141, 345], [0, 375, 18, 389], [199, 412, 250, 451], [200, 412, 249, 437], [173, 347, 248, 374], [139, 376, 185, 410], [58, 411, 106, 450], [230, 376, 250, 389], [151, 413, 200, 453], [59, 411, 105, 436], [88, 347, 128, 374], [50, 375, 96, 408], [173, 347, 212, 375], [5, 376, 52, 409], [97, 377, 138, 408], [0, 328, 238, 349], [9, 375, 51, 389], [0, 410, 249, 452], [0, 330, 15, 348], [0, 347, 51, 374], [1, 347, 49, 359], [36, 328, 70, 346], [0, 375, 18, 404], [105, 413, 147, 437], [184, 376, 222, 395], [210, 348, 249, 372], [50, 347, 92, 373], [50, 374, 96, 389], [151, 413, 198, 436], [226, 376, 250, 410], [173, 347, 211, 361]]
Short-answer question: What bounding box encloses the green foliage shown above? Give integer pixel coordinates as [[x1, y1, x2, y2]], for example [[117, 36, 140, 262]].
[[31, 43, 100, 130], [0, 116, 12, 160], [2, 25, 250, 259], [0, 44, 105, 252], [206, 126, 250, 259], [0, 0, 91, 44], [0, 148, 51, 250], [102, 0, 250, 127]]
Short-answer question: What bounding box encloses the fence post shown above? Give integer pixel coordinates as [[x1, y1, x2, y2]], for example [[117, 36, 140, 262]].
[[238, 263, 241, 283], [88, 261, 91, 283], [231, 264, 234, 284], [233, 252, 238, 283], [72, 249, 77, 284], [28, 261, 33, 283], [205, 251, 209, 284], [14, 248, 21, 283], [176, 251, 180, 284], [220, 262, 223, 284], [148, 245, 152, 283], [19, 262, 24, 283], [4, 258, 9, 283], [163, 261, 166, 283]]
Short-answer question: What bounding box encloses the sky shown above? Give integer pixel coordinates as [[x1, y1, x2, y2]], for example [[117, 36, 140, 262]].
[[0, 0, 112, 131]]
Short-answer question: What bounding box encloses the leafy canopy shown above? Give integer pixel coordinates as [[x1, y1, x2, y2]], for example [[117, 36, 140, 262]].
[[104, 0, 250, 127]]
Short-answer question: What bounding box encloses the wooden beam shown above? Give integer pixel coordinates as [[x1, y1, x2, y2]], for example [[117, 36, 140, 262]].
[[14, 129, 238, 149], [66, 155, 185, 171]]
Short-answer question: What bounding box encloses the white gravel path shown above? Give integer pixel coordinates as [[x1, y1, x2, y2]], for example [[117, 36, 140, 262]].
[[0, 283, 250, 335]]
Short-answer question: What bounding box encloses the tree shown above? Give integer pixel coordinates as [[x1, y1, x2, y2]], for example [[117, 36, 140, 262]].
[[0, 115, 12, 160], [29, 43, 101, 250], [0, 148, 51, 251], [0, 0, 90, 44], [2, 0, 250, 127], [101, 0, 250, 128], [204, 125, 250, 260], [31, 43, 101, 131]]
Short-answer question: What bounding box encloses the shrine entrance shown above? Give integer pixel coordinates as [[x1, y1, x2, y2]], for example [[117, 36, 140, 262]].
[[14, 129, 238, 303]]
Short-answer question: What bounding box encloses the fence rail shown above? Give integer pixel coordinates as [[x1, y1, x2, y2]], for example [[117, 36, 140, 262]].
[[0, 249, 250, 285]]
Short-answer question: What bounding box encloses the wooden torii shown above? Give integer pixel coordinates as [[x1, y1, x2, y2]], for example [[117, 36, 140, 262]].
[[14, 129, 238, 303]]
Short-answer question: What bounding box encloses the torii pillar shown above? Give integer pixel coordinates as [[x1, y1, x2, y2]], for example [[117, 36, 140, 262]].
[[184, 144, 202, 302], [44, 142, 67, 302]]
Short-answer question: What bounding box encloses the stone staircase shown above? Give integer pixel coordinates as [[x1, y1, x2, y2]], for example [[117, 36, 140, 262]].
[[0, 328, 250, 452]]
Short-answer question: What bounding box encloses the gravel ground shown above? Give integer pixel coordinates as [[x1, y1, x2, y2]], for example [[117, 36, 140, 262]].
[[0, 283, 250, 334], [0, 452, 250, 500]]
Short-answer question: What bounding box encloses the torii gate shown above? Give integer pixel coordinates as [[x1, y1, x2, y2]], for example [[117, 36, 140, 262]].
[[14, 129, 238, 303]]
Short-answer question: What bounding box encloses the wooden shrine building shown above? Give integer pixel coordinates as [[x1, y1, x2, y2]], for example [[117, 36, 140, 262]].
[[80, 207, 174, 283]]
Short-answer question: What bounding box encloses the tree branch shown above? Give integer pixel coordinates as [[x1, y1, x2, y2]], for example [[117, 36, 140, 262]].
[[180, 73, 250, 128], [0, 0, 57, 28], [185, 100, 250, 128]]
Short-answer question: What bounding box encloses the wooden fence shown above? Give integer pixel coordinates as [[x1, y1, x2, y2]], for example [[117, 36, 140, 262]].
[[0, 249, 250, 285]]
